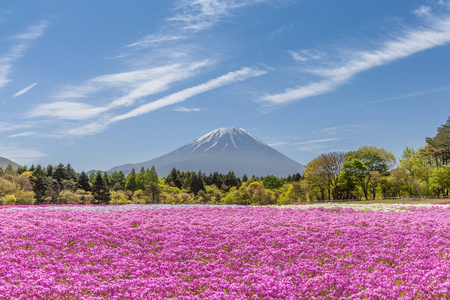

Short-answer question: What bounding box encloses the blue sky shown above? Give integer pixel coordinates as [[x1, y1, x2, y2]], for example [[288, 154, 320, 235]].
[[1, 0, 450, 171]]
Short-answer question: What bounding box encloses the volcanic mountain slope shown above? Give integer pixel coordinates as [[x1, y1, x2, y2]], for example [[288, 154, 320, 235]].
[[109, 128, 305, 177], [0, 157, 21, 170]]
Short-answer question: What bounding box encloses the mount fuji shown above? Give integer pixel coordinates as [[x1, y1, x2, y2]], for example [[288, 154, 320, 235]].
[[109, 128, 305, 177]]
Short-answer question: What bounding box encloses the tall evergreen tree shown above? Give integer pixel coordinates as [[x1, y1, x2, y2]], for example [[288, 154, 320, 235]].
[[5, 164, 15, 173], [53, 163, 67, 182], [66, 164, 78, 181], [125, 168, 137, 191], [46, 164, 54, 177], [166, 168, 182, 189], [110, 171, 126, 190], [102, 172, 111, 189], [78, 171, 91, 192], [189, 172, 206, 195], [146, 182, 161, 204], [149, 166, 159, 183], [136, 167, 146, 190], [92, 172, 110, 204], [30, 165, 50, 204]]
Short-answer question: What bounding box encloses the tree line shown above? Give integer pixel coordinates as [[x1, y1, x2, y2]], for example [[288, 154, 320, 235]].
[[0, 117, 449, 205]]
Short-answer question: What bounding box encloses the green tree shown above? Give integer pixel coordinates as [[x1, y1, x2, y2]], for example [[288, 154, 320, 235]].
[[189, 172, 206, 195], [146, 182, 161, 204], [92, 172, 110, 204], [431, 165, 450, 196], [263, 175, 284, 190], [5, 164, 15, 174], [77, 171, 91, 192], [345, 146, 396, 200], [30, 165, 50, 204], [136, 167, 146, 190], [303, 158, 328, 200], [166, 168, 182, 189], [102, 172, 111, 189], [149, 166, 159, 183], [425, 117, 450, 166], [125, 168, 137, 191], [53, 163, 67, 182], [400, 147, 424, 177], [110, 171, 126, 190], [340, 159, 367, 200]]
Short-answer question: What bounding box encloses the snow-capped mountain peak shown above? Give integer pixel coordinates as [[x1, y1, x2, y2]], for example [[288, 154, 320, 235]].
[[109, 127, 305, 177], [187, 127, 266, 153]]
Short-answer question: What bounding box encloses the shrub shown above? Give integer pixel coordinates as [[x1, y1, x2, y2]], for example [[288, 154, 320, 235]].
[[2, 194, 17, 206]]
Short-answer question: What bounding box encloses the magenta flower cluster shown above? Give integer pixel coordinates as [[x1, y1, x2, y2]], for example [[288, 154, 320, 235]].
[[1, 206, 450, 299]]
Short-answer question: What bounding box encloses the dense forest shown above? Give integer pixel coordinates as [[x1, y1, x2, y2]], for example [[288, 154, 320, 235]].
[[1, 117, 449, 205]]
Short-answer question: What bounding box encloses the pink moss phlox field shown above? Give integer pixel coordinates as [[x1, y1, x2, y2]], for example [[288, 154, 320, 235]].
[[1, 207, 450, 299]]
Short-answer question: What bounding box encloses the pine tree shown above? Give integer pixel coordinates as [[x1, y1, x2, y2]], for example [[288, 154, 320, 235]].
[[146, 182, 161, 204], [92, 172, 110, 204], [136, 167, 146, 190], [149, 166, 159, 183], [242, 174, 248, 182], [102, 172, 111, 189], [78, 171, 91, 192], [30, 165, 50, 204], [5, 164, 15, 173], [166, 168, 182, 189], [17, 165, 28, 174], [125, 168, 137, 191], [66, 164, 78, 181], [189, 172, 206, 195], [46, 164, 54, 177], [53, 163, 67, 182]]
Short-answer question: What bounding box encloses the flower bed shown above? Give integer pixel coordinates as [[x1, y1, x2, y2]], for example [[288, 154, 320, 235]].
[[1, 206, 450, 299]]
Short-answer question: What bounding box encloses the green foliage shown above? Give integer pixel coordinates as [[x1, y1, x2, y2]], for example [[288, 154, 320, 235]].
[[431, 165, 450, 195], [277, 184, 298, 205], [263, 176, 285, 189], [425, 117, 450, 166]]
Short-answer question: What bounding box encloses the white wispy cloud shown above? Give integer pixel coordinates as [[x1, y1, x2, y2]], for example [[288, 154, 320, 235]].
[[173, 106, 204, 112], [13, 21, 48, 40], [268, 142, 288, 147], [294, 138, 343, 152], [68, 67, 267, 136], [169, 0, 265, 32], [320, 125, 364, 134], [0, 21, 47, 90], [358, 86, 450, 106], [287, 49, 324, 62], [8, 131, 37, 138], [0, 122, 34, 132], [29, 102, 109, 120], [414, 6, 432, 17], [29, 61, 210, 120], [0, 144, 46, 163], [111, 67, 267, 122], [12, 82, 38, 97], [262, 15, 450, 104], [294, 138, 342, 145], [127, 0, 270, 49], [127, 35, 187, 48]]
